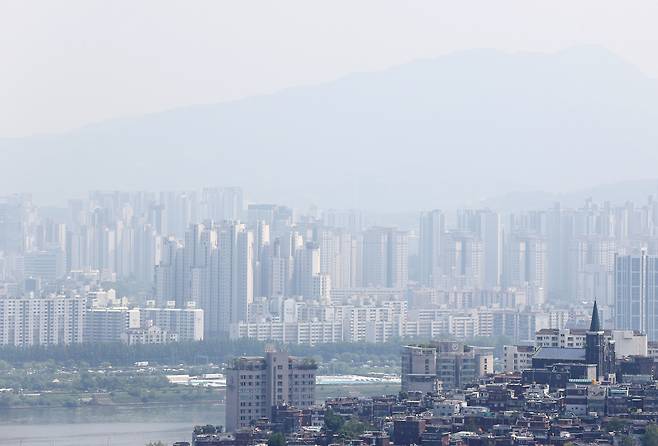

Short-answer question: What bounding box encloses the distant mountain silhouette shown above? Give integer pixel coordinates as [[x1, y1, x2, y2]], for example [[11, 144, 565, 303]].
[[478, 179, 658, 212], [2, 46, 658, 210]]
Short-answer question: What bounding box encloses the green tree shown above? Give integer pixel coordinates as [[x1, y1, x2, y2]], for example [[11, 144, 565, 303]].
[[605, 418, 628, 433], [268, 432, 286, 446], [0, 393, 17, 409], [78, 371, 96, 391], [621, 435, 637, 446], [324, 409, 344, 433], [644, 424, 658, 446], [195, 425, 220, 435], [339, 419, 366, 439]]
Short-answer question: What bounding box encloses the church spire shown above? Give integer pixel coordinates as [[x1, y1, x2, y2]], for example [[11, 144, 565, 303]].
[[589, 300, 602, 332]]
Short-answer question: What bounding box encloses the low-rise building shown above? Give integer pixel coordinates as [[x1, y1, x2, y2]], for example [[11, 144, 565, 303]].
[[121, 323, 178, 345], [536, 327, 645, 358], [229, 320, 343, 345], [503, 344, 536, 373], [402, 342, 493, 391]]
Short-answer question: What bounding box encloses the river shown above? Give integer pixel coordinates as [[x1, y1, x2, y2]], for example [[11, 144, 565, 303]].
[[0, 403, 224, 446], [0, 382, 400, 446]]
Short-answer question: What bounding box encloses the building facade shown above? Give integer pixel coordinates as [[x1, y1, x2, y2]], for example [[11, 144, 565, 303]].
[[401, 345, 440, 393], [401, 342, 493, 391], [0, 295, 84, 347], [225, 351, 318, 432], [615, 251, 658, 341]]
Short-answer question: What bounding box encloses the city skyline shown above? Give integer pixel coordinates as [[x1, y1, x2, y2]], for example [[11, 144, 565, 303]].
[[5, 3, 658, 444], [4, 187, 658, 349]]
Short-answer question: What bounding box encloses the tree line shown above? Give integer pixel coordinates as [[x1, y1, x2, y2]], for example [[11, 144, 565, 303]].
[[0, 339, 404, 367]]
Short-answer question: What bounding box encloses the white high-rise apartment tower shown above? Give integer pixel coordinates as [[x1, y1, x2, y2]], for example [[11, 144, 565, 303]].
[[215, 222, 254, 337]]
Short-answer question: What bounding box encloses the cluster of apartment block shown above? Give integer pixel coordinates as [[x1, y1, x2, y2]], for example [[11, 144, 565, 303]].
[[503, 326, 649, 374], [401, 342, 494, 392], [230, 291, 578, 345], [0, 294, 203, 347]]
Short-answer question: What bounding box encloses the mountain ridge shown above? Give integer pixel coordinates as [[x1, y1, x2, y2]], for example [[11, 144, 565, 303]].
[[2, 46, 657, 210]]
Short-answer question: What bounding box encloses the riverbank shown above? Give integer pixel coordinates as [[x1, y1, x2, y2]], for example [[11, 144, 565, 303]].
[[0, 386, 221, 410], [0, 381, 399, 410], [0, 382, 401, 446]]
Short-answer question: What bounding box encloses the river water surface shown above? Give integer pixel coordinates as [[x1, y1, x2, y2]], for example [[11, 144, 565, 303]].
[[0, 403, 225, 446], [0, 382, 400, 446]]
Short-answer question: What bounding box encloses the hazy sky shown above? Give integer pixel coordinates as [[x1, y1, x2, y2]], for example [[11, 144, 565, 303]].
[[2, 0, 658, 138]]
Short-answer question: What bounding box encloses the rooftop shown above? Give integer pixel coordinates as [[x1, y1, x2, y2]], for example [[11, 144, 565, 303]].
[[532, 347, 586, 362]]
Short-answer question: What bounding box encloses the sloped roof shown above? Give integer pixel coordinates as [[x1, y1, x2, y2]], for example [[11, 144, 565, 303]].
[[533, 347, 586, 361]]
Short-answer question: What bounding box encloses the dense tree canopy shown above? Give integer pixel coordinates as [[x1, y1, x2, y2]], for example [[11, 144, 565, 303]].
[[0, 339, 405, 367], [268, 432, 286, 446], [0, 335, 509, 368]]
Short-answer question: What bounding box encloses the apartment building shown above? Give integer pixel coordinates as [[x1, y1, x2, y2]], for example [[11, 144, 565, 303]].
[[225, 350, 318, 432], [0, 295, 85, 346]]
